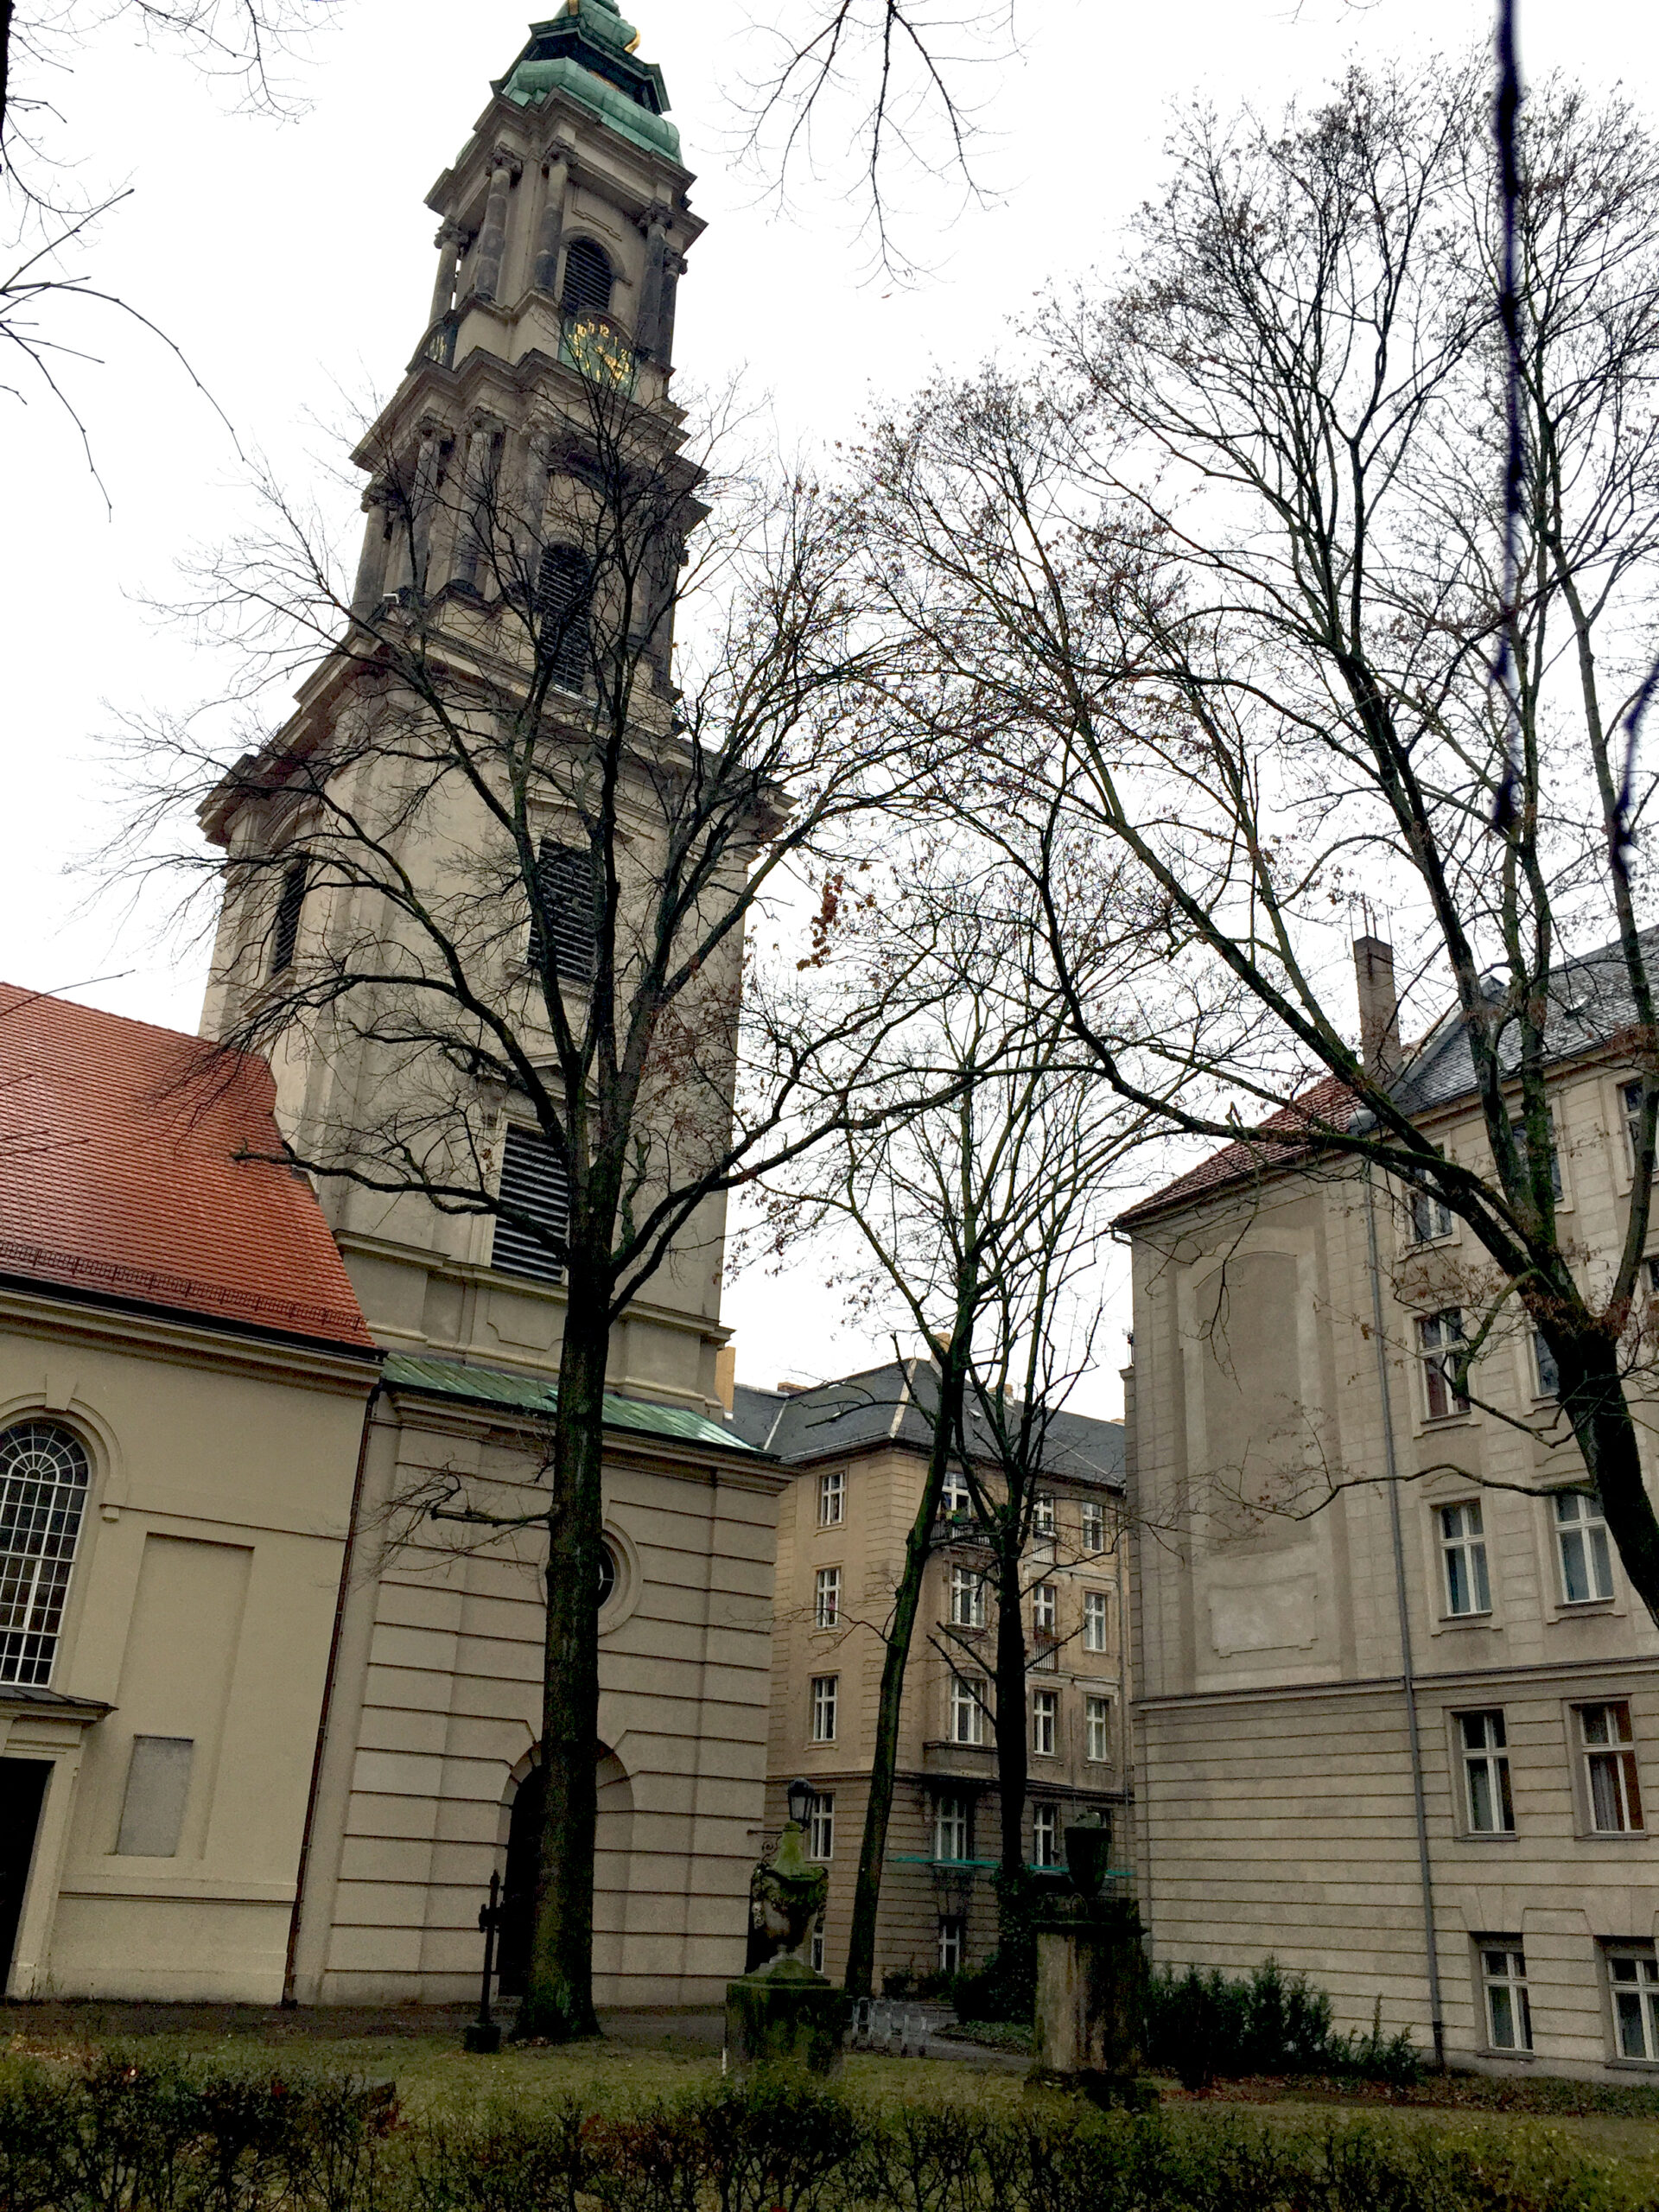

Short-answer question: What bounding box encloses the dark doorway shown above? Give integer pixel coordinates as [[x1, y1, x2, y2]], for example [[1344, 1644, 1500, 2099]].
[[0, 1759, 49, 1990], [496, 1761, 544, 1997]]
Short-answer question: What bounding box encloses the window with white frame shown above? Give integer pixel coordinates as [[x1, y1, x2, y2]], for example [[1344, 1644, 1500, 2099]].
[[1084, 1693, 1112, 1764], [1510, 1109, 1563, 1200], [1624, 1079, 1653, 1176], [818, 1468, 845, 1526], [950, 1565, 987, 1629], [1459, 1710, 1515, 1833], [940, 1468, 970, 1517], [1440, 1502, 1491, 1617], [0, 1421, 92, 1687], [1555, 1490, 1615, 1604], [810, 1673, 838, 1744], [806, 1790, 835, 1860], [1033, 1494, 1056, 1538], [1533, 1331, 1560, 1398], [1418, 1309, 1469, 1420], [1031, 1687, 1058, 1757], [810, 1923, 826, 1974], [1479, 1942, 1532, 2051], [1081, 1500, 1106, 1554], [1032, 1581, 1057, 1637], [1608, 1946, 1659, 2061], [1032, 1802, 1059, 1868], [1578, 1700, 1644, 1832], [1083, 1589, 1109, 1651], [938, 1916, 965, 1974], [1409, 1187, 1453, 1243], [950, 1673, 988, 1745], [814, 1566, 841, 1629], [934, 1791, 970, 1861]]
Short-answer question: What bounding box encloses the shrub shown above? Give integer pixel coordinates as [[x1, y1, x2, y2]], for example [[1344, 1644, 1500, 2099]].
[[1142, 1957, 1421, 2088]]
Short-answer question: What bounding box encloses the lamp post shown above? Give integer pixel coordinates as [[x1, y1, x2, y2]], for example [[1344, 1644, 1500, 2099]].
[[786, 1775, 812, 1832]]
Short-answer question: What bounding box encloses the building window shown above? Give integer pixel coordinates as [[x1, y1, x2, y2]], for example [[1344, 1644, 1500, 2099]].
[[1084, 1693, 1112, 1764], [814, 1566, 840, 1629], [950, 1673, 987, 1745], [1081, 1501, 1106, 1554], [1031, 1687, 1058, 1758], [535, 542, 592, 692], [1623, 1078, 1650, 1174], [1608, 1946, 1659, 2061], [1033, 1494, 1056, 1538], [1440, 1502, 1491, 1617], [1033, 1802, 1059, 1868], [818, 1468, 844, 1527], [810, 1674, 838, 1744], [1409, 1187, 1452, 1243], [1533, 1331, 1560, 1398], [1032, 1582, 1057, 1638], [950, 1565, 986, 1629], [1480, 1942, 1533, 2051], [0, 1421, 91, 1688], [806, 1790, 835, 1860], [934, 1791, 970, 1861], [270, 857, 308, 976], [526, 838, 597, 980], [1555, 1490, 1614, 1604], [1083, 1589, 1109, 1651], [1578, 1700, 1643, 1832], [560, 236, 614, 317], [940, 1468, 970, 1518], [596, 1541, 618, 1610], [810, 1923, 826, 1974], [1510, 1110, 1563, 1200], [938, 1916, 965, 1974], [1419, 1309, 1469, 1420], [490, 1124, 571, 1285], [1459, 1710, 1515, 1833]]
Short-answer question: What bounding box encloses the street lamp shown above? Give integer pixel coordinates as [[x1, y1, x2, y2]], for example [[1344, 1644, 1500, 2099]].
[[785, 1775, 812, 1829]]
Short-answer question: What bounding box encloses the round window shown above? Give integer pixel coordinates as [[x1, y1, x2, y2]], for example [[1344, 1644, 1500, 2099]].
[[597, 1541, 618, 1609]]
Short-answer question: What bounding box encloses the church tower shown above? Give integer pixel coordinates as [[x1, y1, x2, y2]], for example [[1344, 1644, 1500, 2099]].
[[196, 16, 785, 2011]]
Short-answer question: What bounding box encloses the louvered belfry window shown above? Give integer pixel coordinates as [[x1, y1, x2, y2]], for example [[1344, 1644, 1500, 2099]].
[[526, 838, 597, 982], [492, 1124, 572, 1285], [536, 543, 592, 692], [0, 1421, 91, 1686], [270, 857, 308, 976], [560, 238, 613, 318]]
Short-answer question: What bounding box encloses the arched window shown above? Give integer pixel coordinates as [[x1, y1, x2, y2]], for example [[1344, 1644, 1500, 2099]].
[[0, 1421, 91, 1687], [560, 238, 613, 319], [536, 543, 591, 693]]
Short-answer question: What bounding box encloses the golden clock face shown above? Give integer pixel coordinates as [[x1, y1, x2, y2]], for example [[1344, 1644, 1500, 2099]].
[[563, 310, 635, 391]]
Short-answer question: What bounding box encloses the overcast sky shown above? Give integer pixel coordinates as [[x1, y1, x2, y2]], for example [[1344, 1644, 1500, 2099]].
[[6, 0, 1656, 1411]]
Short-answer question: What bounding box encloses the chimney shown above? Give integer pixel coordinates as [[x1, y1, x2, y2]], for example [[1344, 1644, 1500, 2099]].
[[714, 1344, 736, 1414], [1354, 935, 1401, 1077]]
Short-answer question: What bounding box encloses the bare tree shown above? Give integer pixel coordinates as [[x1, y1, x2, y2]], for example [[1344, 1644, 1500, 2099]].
[[114, 356, 931, 2037], [760, 874, 1147, 1989], [849, 56, 1659, 1618]]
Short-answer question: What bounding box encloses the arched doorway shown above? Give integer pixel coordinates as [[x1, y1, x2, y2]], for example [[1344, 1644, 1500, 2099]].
[[496, 1744, 633, 1995]]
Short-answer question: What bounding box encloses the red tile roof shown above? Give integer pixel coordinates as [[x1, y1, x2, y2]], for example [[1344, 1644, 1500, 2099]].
[[0, 986, 374, 1351], [1114, 1075, 1357, 1230]]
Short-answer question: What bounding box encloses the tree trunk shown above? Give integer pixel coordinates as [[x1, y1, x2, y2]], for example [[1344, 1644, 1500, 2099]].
[[1566, 1328, 1659, 1626], [843, 1352, 968, 1998], [518, 1281, 609, 2040], [991, 1525, 1028, 1874]]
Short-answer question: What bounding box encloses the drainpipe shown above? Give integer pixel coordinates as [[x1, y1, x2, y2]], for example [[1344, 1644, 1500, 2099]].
[[1353, 1112, 1446, 2069]]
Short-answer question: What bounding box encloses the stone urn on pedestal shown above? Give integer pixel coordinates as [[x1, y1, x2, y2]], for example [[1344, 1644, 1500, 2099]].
[[725, 1778, 850, 2072], [1029, 1810, 1146, 2100]]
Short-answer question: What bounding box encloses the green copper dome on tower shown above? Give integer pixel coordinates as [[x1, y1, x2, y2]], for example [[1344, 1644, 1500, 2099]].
[[495, 3, 680, 162]]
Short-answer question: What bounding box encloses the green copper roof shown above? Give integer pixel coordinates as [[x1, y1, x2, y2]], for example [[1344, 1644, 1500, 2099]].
[[381, 1352, 756, 1453], [497, 7, 681, 162]]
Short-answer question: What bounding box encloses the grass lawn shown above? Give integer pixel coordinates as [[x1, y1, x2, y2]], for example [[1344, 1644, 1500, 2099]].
[[6, 2012, 1659, 2204]]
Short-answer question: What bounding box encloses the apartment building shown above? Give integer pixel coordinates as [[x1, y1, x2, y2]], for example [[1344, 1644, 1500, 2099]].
[[1122, 932, 1659, 2077], [729, 1358, 1127, 1987]]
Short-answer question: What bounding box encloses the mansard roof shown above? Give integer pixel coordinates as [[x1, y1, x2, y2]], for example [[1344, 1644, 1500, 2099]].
[[0, 985, 374, 1354], [728, 1356, 1124, 1489]]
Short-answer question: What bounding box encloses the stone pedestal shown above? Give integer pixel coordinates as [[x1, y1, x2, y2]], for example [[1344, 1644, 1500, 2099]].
[[725, 1955, 851, 2073], [1030, 1895, 1144, 2094]]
